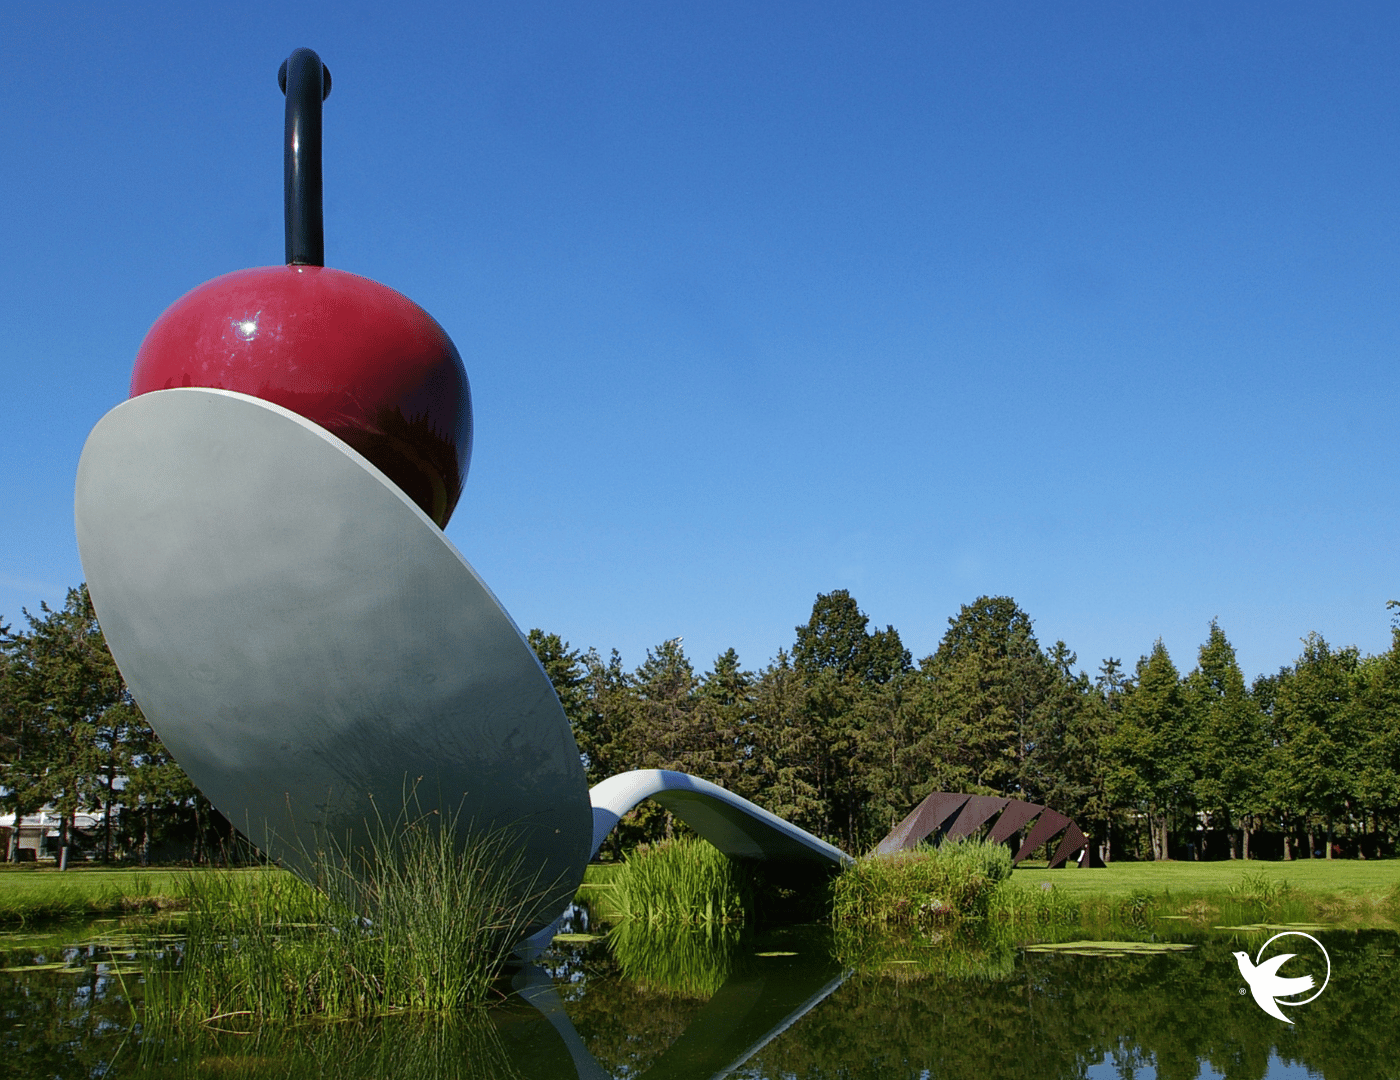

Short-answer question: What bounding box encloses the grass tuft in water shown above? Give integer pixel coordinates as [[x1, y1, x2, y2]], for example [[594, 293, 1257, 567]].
[[832, 837, 1014, 927], [612, 837, 753, 925], [144, 805, 555, 1024]]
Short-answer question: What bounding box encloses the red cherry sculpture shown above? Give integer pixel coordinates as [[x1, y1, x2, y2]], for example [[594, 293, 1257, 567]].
[[128, 49, 471, 529], [130, 265, 471, 528]]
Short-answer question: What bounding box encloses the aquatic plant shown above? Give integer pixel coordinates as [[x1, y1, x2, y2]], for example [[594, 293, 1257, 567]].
[[1227, 869, 1291, 908], [831, 836, 1013, 927], [143, 806, 556, 1024], [612, 836, 753, 925]]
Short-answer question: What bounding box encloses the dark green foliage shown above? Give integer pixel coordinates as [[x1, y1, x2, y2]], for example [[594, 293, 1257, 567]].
[[1105, 641, 1189, 860], [1186, 622, 1266, 858]]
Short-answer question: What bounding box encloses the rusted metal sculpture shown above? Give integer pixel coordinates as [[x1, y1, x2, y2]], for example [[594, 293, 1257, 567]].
[[875, 792, 1090, 868]]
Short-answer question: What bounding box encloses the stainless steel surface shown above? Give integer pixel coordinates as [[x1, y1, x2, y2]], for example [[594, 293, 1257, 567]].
[[75, 387, 590, 919], [588, 769, 851, 867]]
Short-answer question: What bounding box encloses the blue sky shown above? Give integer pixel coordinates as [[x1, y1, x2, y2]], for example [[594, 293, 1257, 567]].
[[2, 3, 1397, 683]]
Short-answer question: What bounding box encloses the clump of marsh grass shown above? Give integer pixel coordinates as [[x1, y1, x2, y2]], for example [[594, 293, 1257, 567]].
[[1227, 869, 1292, 908], [144, 805, 555, 1025], [613, 836, 753, 926], [832, 836, 1013, 927]]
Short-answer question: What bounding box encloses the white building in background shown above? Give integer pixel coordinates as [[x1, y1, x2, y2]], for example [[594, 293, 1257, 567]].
[[0, 808, 103, 861]]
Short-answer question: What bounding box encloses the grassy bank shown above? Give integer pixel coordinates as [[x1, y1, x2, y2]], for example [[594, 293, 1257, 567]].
[[574, 842, 1400, 936], [1012, 859, 1400, 927], [0, 865, 210, 925], [1012, 857, 1400, 898]]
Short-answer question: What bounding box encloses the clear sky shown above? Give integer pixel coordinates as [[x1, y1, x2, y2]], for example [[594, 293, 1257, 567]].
[[2, 3, 1397, 684]]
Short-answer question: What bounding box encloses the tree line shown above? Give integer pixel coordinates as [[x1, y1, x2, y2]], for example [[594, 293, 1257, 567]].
[[3, 584, 1398, 863], [533, 590, 1400, 862], [0, 587, 211, 863]]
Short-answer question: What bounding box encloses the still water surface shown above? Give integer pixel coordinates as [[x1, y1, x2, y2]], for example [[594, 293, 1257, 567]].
[[2, 919, 1395, 1079]]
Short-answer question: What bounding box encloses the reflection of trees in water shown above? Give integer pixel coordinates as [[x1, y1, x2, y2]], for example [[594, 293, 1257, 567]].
[[6, 928, 1399, 1078], [747, 931, 1400, 1080], [0, 955, 136, 1080], [130, 1017, 524, 1080]]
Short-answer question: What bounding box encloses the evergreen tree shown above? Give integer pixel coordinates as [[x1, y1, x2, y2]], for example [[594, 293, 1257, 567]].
[[1023, 642, 1112, 842], [916, 596, 1056, 798], [696, 648, 756, 797], [790, 591, 911, 848], [4, 587, 131, 866], [1106, 641, 1189, 860], [1185, 622, 1266, 859], [1352, 629, 1400, 856], [1271, 635, 1360, 859], [748, 650, 825, 838], [576, 649, 633, 787]]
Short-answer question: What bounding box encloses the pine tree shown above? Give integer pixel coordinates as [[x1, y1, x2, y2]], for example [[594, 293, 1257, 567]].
[[1185, 621, 1266, 859], [1106, 641, 1188, 860]]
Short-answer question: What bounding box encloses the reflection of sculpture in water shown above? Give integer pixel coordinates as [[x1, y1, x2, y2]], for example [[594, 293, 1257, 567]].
[[518, 926, 847, 1080]]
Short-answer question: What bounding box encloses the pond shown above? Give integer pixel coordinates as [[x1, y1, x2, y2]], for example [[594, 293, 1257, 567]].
[[2, 917, 1396, 1079]]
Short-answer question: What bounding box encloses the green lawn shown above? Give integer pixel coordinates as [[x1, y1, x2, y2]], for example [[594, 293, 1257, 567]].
[[0, 864, 276, 924], [1012, 858, 1400, 900], [1, 865, 189, 899]]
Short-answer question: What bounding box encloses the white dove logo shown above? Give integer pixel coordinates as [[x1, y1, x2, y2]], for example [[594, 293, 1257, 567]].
[[1233, 932, 1331, 1024]]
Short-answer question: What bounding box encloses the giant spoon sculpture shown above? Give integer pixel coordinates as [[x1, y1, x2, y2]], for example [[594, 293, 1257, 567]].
[[75, 50, 846, 946]]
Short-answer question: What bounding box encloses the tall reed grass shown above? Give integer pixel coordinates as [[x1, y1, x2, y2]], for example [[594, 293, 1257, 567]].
[[144, 806, 555, 1024], [612, 837, 753, 925]]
